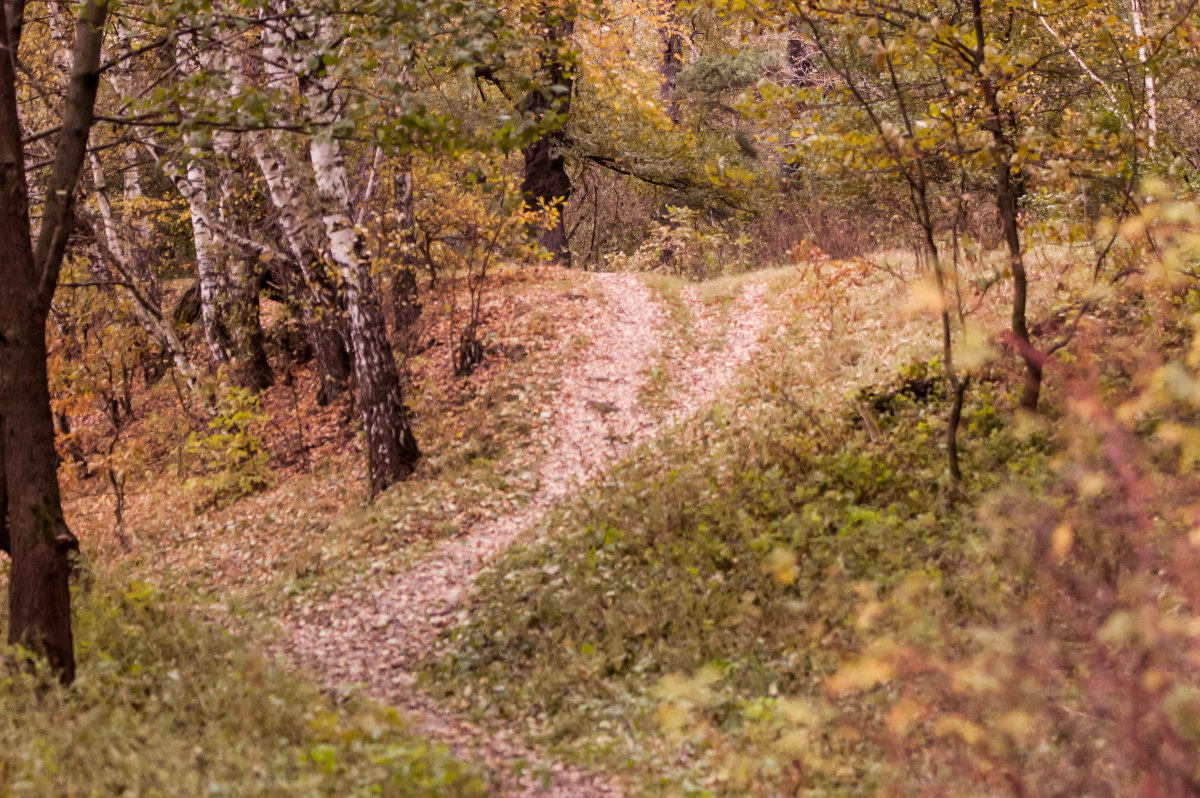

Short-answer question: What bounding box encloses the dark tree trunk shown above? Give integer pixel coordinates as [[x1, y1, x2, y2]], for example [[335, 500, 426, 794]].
[[0, 313, 79, 681], [267, 254, 351, 405], [310, 310, 352, 406], [213, 154, 274, 392], [0, 420, 8, 555], [390, 166, 422, 334], [786, 26, 817, 87], [339, 237, 420, 496], [659, 0, 683, 123], [392, 266, 421, 330], [521, 139, 571, 259], [296, 264, 352, 405], [0, 0, 107, 683], [173, 279, 202, 328], [519, 7, 575, 262], [227, 259, 274, 393], [981, 77, 1042, 412]]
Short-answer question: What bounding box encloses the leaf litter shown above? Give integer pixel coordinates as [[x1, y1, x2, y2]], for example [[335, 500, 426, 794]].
[[283, 272, 775, 797]]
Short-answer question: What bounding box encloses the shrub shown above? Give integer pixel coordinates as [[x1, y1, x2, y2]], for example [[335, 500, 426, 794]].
[[185, 384, 272, 509], [0, 568, 485, 797]]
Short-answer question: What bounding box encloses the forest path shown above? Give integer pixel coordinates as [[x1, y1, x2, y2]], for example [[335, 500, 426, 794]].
[[285, 272, 772, 797]]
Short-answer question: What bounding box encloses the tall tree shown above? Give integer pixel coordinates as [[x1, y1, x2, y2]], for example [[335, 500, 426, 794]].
[[0, 0, 108, 682], [658, 0, 684, 123], [519, 0, 576, 261], [299, 18, 421, 494]]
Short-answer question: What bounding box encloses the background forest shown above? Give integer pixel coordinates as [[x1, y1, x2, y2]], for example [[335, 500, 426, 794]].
[[1, 0, 1199, 794]]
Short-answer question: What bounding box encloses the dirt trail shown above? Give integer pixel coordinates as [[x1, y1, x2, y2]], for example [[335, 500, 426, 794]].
[[285, 272, 772, 796]]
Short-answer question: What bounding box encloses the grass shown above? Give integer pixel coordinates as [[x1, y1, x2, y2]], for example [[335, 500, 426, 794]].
[[0, 564, 484, 797], [422, 369, 1050, 794], [418, 274, 1055, 795]]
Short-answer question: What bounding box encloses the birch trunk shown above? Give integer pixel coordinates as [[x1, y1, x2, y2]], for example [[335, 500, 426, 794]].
[[212, 140, 274, 393], [243, 26, 351, 401], [85, 156, 198, 388], [179, 155, 233, 365], [390, 162, 422, 333], [306, 103, 420, 493], [1129, 0, 1158, 149], [248, 136, 352, 402], [227, 256, 274, 392]]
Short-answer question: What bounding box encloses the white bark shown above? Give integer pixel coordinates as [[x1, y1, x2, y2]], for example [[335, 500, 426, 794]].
[[298, 18, 419, 489], [82, 168, 197, 388], [178, 152, 231, 365], [1030, 0, 1116, 104], [1129, 0, 1158, 149]]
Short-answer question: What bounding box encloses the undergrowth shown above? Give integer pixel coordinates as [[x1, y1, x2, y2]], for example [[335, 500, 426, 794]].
[[0, 569, 483, 797], [421, 357, 1050, 796]]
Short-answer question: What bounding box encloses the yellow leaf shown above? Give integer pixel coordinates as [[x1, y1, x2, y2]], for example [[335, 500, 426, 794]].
[[1051, 523, 1074, 560], [762, 548, 798, 585], [933, 714, 984, 745], [885, 698, 925, 735], [995, 710, 1032, 740], [955, 321, 996, 370], [775, 729, 809, 754], [655, 703, 690, 735], [827, 655, 894, 696], [780, 698, 819, 726], [855, 600, 884, 630], [901, 279, 946, 316]]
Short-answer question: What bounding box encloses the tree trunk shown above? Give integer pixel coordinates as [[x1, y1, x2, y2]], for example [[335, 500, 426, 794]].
[[308, 128, 420, 494], [1128, 0, 1157, 149], [85, 155, 200, 389], [0, 421, 8, 555], [0, 0, 107, 683], [391, 165, 422, 333], [786, 24, 817, 87], [210, 145, 274, 394], [0, 313, 78, 681], [519, 7, 575, 262], [244, 10, 355, 403], [982, 79, 1041, 412], [182, 157, 233, 367], [658, 0, 683, 123], [245, 130, 351, 402], [227, 257, 274, 392]]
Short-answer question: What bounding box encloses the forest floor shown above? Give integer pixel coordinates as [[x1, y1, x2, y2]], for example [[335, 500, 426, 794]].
[[46, 247, 1067, 795], [284, 271, 776, 796]]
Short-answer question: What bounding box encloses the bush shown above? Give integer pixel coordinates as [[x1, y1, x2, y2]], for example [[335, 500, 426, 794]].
[[422, 356, 1040, 795], [0, 568, 485, 797], [185, 384, 272, 509]]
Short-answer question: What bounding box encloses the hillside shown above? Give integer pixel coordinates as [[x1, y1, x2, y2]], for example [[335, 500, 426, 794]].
[[2, 0, 1199, 795]]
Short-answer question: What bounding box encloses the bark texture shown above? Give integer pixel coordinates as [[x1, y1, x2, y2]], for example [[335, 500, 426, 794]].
[[304, 67, 420, 494], [85, 155, 199, 388], [248, 135, 352, 403], [658, 0, 683, 122], [241, 16, 352, 401], [786, 25, 817, 87], [519, 6, 576, 261], [390, 165, 422, 333], [0, 0, 108, 683], [979, 68, 1041, 411]]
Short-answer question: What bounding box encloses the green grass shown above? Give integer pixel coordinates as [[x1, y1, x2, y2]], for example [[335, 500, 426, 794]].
[[419, 356, 1051, 796], [0, 568, 484, 797]]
